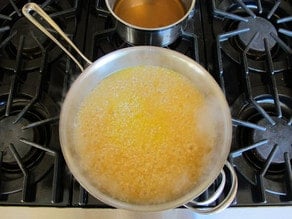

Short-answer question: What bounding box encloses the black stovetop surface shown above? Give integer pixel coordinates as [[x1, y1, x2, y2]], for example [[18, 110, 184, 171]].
[[0, 0, 291, 207]]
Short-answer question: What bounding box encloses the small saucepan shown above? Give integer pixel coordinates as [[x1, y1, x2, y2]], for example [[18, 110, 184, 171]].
[[22, 3, 237, 214], [105, 0, 196, 46]]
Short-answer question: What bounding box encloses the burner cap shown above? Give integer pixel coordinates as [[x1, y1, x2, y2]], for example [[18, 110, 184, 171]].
[[253, 117, 292, 164], [10, 17, 48, 53], [0, 115, 34, 166], [238, 17, 277, 52]]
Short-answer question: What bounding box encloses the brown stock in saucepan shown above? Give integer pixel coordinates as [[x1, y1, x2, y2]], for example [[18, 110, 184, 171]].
[[113, 0, 186, 28]]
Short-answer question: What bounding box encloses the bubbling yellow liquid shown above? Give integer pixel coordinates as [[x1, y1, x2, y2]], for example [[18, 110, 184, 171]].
[[74, 66, 214, 204]]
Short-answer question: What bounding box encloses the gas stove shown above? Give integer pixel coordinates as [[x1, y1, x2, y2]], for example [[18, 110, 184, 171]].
[[206, 0, 292, 205], [0, 0, 291, 209], [0, 0, 85, 205]]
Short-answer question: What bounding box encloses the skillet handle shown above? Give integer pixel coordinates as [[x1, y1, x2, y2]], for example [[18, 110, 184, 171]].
[[22, 3, 92, 71], [184, 162, 238, 214]]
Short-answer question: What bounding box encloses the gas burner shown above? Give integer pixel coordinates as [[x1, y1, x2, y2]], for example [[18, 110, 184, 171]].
[[10, 17, 49, 59], [253, 117, 292, 165], [0, 115, 40, 173], [237, 16, 277, 52], [213, 0, 292, 72], [0, 0, 78, 71], [230, 86, 292, 199], [0, 94, 59, 195]]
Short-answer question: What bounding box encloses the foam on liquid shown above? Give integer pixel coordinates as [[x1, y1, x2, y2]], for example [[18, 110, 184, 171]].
[[74, 66, 214, 204]]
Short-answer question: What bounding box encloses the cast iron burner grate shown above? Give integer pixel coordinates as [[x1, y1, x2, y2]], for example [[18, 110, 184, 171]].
[[0, 51, 62, 203], [0, 97, 60, 201], [230, 88, 292, 203], [0, 73, 62, 203], [210, 0, 292, 205], [0, 0, 82, 205], [0, 0, 78, 71], [213, 0, 291, 73]]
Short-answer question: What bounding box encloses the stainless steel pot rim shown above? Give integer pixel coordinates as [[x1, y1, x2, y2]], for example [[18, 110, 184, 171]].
[[105, 0, 196, 31]]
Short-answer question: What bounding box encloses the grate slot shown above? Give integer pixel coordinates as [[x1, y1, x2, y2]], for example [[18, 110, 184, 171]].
[[19, 138, 62, 203], [5, 35, 24, 116], [8, 144, 31, 202]]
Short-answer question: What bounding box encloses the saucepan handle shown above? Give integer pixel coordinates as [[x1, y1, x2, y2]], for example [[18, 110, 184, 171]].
[[184, 162, 238, 214], [22, 3, 92, 71]]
